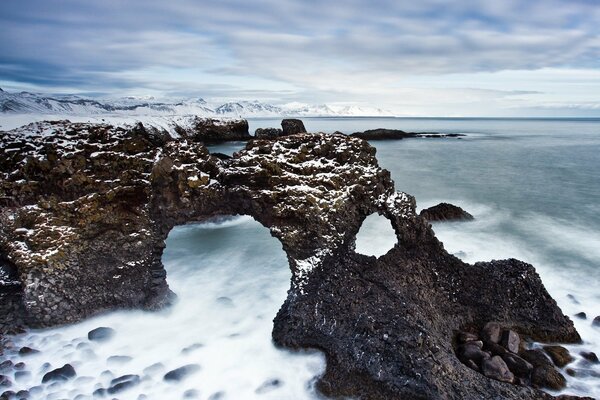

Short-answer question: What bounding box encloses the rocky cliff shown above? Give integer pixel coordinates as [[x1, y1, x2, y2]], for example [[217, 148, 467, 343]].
[[0, 119, 581, 399]]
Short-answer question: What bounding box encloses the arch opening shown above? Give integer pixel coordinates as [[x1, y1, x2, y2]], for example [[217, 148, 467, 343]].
[[0, 215, 325, 400], [354, 213, 398, 257]]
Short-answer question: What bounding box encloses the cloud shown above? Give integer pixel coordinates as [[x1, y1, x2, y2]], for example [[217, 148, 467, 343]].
[[1, 0, 600, 115]]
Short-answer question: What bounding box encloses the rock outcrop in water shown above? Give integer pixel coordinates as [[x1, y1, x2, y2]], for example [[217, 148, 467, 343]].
[[420, 202, 474, 222], [351, 128, 465, 140], [0, 119, 582, 399]]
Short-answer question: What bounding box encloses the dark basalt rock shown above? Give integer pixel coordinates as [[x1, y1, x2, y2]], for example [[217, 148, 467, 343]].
[[163, 364, 201, 382], [350, 128, 466, 140], [420, 202, 474, 222], [175, 117, 250, 143], [17, 347, 38, 356], [0, 120, 583, 399], [543, 345, 574, 367], [575, 312, 586, 319], [255, 127, 283, 139], [281, 119, 306, 135], [581, 351, 599, 363], [531, 365, 566, 390], [88, 327, 115, 342], [593, 316, 600, 327], [41, 364, 76, 383]]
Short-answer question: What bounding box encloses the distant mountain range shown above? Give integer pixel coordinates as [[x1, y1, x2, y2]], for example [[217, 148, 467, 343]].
[[0, 88, 394, 117]]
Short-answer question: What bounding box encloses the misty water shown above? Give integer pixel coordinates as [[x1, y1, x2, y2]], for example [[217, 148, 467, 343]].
[[2, 118, 599, 399]]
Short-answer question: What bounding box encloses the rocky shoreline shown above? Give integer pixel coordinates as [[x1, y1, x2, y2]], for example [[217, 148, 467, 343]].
[[0, 117, 593, 399]]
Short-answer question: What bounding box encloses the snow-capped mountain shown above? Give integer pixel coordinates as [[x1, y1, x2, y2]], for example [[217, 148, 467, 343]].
[[0, 88, 394, 117]]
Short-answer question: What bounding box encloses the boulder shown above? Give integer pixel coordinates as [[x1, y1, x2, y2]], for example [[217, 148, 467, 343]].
[[179, 117, 250, 143], [255, 128, 282, 139], [88, 327, 115, 342], [481, 356, 514, 383], [593, 316, 600, 327], [500, 330, 520, 353], [580, 351, 599, 363], [543, 345, 573, 367], [280, 119, 306, 135], [502, 353, 533, 378], [41, 364, 76, 383], [531, 365, 566, 390], [480, 322, 502, 344], [420, 203, 474, 222]]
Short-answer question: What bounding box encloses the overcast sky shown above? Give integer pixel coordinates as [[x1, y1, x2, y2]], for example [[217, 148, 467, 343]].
[[1, 0, 600, 116]]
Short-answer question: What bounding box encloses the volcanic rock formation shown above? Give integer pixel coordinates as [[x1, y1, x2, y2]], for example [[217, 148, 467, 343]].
[[0, 119, 582, 399]]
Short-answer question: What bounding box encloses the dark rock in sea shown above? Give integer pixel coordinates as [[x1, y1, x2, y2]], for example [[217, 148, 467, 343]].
[[27, 386, 42, 396], [181, 343, 203, 355], [350, 128, 466, 140], [482, 356, 514, 383], [18, 347, 39, 356], [183, 389, 200, 398], [0, 120, 583, 399], [107, 374, 140, 394], [593, 315, 600, 327], [255, 127, 283, 139], [14, 390, 29, 399], [142, 363, 164, 376], [0, 375, 11, 387], [12, 363, 24, 371], [501, 330, 520, 353], [521, 349, 553, 369], [14, 371, 31, 382], [574, 312, 587, 320], [580, 351, 599, 363], [107, 355, 132, 365], [255, 378, 283, 394], [0, 361, 12, 373], [208, 391, 225, 400], [281, 119, 306, 135], [41, 364, 76, 383], [87, 327, 115, 342], [420, 202, 474, 222], [38, 363, 51, 373], [163, 364, 201, 382], [0, 390, 15, 399], [567, 294, 580, 304], [531, 365, 566, 390], [543, 345, 574, 367]]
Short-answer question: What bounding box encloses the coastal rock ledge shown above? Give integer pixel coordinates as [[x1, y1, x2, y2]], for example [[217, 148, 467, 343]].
[[0, 120, 581, 399]]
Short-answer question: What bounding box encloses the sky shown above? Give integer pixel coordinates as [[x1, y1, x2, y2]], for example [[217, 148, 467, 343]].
[[1, 0, 600, 116]]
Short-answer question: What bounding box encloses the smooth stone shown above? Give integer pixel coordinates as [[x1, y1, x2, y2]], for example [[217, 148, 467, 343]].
[[181, 343, 203, 355], [0, 361, 13, 373], [208, 391, 225, 400], [27, 386, 42, 396], [580, 351, 599, 363], [163, 365, 201, 382], [531, 365, 566, 390], [42, 364, 76, 383], [0, 375, 12, 387], [480, 322, 501, 344], [142, 363, 164, 376], [481, 356, 514, 383], [520, 349, 553, 368], [87, 327, 115, 342], [106, 355, 132, 365], [502, 353, 533, 378], [14, 371, 31, 382], [15, 390, 29, 399], [543, 345, 574, 368], [1, 390, 16, 399], [593, 316, 600, 327], [500, 330, 520, 353], [18, 347, 39, 356], [574, 312, 587, 320], [13, 364, 24, 371], [255, 378, 283, 394], [108, 377, 140, 395], [183, 389, 200, 399], [483, 342, 507, 357], [39, 363, 51, 374]]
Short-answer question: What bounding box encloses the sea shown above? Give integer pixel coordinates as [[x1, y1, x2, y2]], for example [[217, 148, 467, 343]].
[[1, 117, 599, 399]]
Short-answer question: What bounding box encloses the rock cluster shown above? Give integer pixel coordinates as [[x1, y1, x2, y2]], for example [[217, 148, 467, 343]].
[[420, 202, 474, 222], [350, 128, 465, 140], [456, 322, 578, 390], [0, 118, 586, 399]]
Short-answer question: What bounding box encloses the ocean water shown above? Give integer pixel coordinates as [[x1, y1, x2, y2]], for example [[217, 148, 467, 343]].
[[2, 117, 599, 399]]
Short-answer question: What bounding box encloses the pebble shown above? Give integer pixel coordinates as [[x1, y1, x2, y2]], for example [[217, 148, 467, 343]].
[[163, 364, 201, 382], [87, 327, 115, 342]]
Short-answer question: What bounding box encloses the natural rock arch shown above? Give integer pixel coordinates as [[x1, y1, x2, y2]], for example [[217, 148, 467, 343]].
[[0, 120, 581, 399]]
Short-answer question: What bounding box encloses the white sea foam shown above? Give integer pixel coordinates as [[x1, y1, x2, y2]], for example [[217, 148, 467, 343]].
[[2, 216, 325, 399]]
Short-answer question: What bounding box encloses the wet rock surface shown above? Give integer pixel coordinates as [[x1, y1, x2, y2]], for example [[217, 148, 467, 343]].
[[0, 118, 585, 399], [281, 118, 306, 135], [420, 202, 474, 222]]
